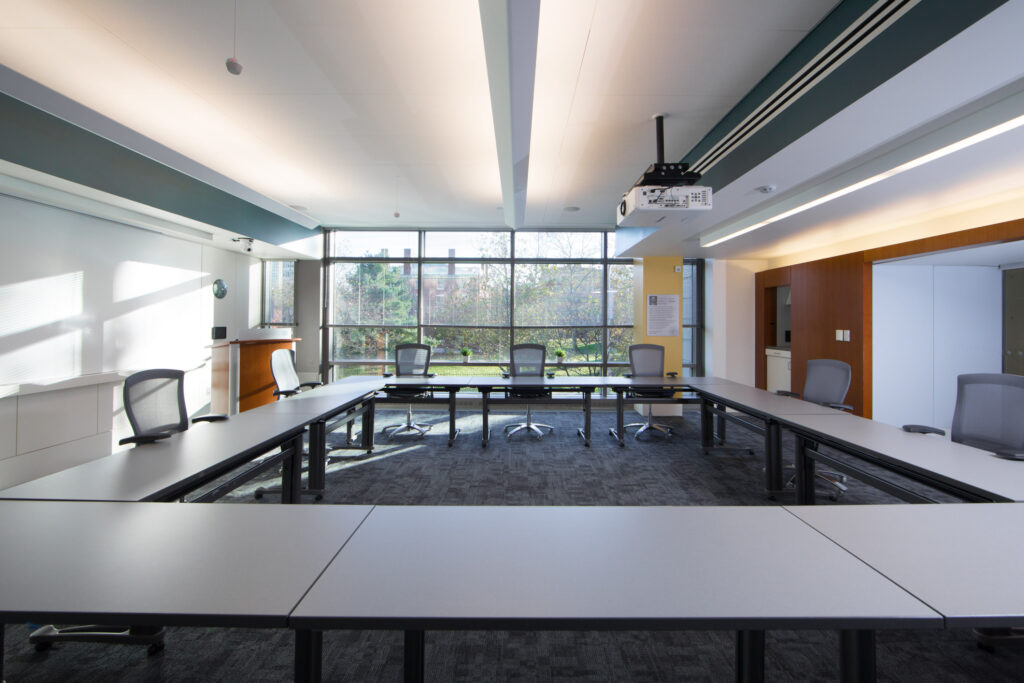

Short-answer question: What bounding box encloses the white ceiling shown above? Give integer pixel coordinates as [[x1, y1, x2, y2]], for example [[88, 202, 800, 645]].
[[0, 0, 1021, 264], [0, 0, 836, 239]]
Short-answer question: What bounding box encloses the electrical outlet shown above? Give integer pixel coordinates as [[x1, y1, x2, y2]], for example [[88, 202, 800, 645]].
[[674, 265, 682, 273]]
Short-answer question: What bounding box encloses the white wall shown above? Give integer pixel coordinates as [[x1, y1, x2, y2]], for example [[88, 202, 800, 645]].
[[872, 264, 1001, 428], [706, 259, 759, 384], [0, 193, 257, 487]]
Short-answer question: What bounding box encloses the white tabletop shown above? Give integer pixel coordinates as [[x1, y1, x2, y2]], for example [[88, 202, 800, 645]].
[[692, 383, 849, 416], [0, 501, 372, 627], [786, 504, 1024, 627], [778, 413, 1024, 502], [0, 408, 312, 502], [291, 505, 939, 631]]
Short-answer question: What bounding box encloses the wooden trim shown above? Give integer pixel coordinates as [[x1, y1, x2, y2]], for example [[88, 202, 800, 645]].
[[863, 216, 1024, 263]]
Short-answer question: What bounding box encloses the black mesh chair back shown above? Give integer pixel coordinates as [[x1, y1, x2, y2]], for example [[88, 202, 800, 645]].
[[271, 348, 301, 394], [123, 369, 188, 437], [951, 373, 1024, 453], [510, 344, 546, 377], [802, 359, 851, 406], [629, 344, 672, 398], [396, 344, 431, 377]]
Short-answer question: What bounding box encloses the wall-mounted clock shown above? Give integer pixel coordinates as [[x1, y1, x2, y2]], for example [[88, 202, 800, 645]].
[[212, 278, 228, 299]]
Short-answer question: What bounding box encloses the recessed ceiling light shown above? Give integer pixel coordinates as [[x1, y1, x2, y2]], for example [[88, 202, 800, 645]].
[[564, 206, 581, 212], [756, 185, 776, 194]]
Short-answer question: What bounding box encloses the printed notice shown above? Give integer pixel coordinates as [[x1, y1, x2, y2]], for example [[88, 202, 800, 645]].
[[646, 294, 679, 337]]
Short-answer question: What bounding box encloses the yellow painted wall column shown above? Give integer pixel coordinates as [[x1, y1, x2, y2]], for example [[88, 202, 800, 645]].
[[635, 255, 684, 373]]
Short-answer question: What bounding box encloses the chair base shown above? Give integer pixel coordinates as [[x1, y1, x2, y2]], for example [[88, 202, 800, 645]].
[[504, 422, 554, 439], [382, 405, 432, 440], [975, 627, 1024, 651], [623, 420, 672, 439], [29, 624, 165, 655]]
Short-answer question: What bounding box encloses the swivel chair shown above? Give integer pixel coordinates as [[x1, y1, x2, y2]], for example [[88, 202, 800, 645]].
[[30, 369, 227, 654], [778, 359, 853, 498], [504, 344, 553, 439], [382, 343, 434, 439], [618, 344, 675, 439], [270, 347, 323, 398]]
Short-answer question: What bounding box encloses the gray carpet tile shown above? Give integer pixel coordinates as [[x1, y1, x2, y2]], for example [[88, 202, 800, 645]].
[[3, 407, 1021, 682]]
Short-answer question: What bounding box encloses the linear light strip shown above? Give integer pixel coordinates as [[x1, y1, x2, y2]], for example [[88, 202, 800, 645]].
[[701, 112, 1024, 247]]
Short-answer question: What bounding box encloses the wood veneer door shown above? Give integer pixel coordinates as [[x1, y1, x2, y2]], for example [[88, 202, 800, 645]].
[[1004, 269, 1024, 375]]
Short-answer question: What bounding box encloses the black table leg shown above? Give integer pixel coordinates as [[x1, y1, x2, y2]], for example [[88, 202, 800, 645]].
[[447, 389, 460, 446], [716, 402, 727, 443], [795, 436, 816, 505], [1, 621, 6, 683], [282, 434, 304, 504], [404, 629, 425, 683], [577, 390, 592, 446], [481, 389, 490, 447], [735, 630, 765, 683], [308, 421, 326, 492], [700, 398, 713, 452], [615, 390, 626, 447], [294, 629, 322, 683], [764, 420, 783, 495], [361, 399, 375, 454], [840, 630, 876, 683]]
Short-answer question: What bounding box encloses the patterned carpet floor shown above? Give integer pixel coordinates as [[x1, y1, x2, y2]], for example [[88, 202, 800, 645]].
[[4, 407, 1022, 682]]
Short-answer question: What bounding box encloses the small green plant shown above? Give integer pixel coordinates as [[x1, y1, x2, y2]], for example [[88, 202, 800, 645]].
[[460, 347, 472, 358], [554, 348, 566, 359]]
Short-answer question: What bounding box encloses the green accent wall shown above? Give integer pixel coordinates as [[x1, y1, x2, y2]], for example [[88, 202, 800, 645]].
[[0, 92, 319, 245], [682, 0, 1009, 191]]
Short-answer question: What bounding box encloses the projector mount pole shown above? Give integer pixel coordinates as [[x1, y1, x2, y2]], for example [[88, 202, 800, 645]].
[[655, 114, 665, 164]]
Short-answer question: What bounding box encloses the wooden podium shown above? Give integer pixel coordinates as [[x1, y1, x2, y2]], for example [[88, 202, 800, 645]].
[[211, 338, 300, 414]]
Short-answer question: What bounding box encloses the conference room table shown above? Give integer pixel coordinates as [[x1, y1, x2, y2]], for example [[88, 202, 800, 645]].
[[365, 374, 696, 447], [776, 411, 1024, 504], [0, 379, 382, 504], [683, 381, 849, 495], [290, 504, 941, 683], [0, 500, 373, 683], [788, 503, 1024, 630]]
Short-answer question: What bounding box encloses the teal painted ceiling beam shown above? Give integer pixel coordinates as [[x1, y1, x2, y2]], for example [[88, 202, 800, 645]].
[[0, 91, 318, 246], [681, 0, 1009, 192]]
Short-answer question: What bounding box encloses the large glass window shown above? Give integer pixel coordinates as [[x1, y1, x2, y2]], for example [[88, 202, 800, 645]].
[[324, 229, 704, 382], [262, 260, 296, 325]]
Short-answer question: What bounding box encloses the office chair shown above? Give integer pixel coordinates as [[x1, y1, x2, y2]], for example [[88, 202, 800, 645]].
[[504, 343, 553, 439], [382, 343, 434, 439], [30, 369, 228, 654], [270, 347, 323, 398], [778, 359, 853, 499], [902, 372, 1024, 648], [618, 344, 675, 439]]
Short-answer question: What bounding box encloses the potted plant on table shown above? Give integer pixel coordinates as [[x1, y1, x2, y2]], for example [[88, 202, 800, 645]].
[[461, 347, 472, 364], [554, 348, 566, 365]]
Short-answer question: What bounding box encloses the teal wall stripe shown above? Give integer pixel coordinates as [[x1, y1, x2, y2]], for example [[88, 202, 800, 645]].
[[682, 0, 1009, 192], [0, 92, 319, 245]]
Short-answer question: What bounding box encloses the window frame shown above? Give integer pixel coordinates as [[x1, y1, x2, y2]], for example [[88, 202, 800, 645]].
[[322, 229, 705, 384]]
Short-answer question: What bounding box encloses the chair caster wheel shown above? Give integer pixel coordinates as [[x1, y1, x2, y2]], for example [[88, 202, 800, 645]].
[[254, 491, 264, 500], [35, 641, 53, 652], [148, 642, 165, 656], [314, 494, 324, 502]]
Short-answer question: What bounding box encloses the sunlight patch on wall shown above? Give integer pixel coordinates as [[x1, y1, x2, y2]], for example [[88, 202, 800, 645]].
[[0, 271, 83, 338], [113, 260, 202, 303], [0, 330, 82, 384]]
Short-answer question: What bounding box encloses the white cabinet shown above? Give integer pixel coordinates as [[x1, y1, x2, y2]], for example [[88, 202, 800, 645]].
[[766, 348, 791, 393]]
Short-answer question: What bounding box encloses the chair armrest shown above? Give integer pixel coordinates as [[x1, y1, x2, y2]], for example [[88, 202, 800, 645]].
[[119, 431, 172, 446], [299, 381, 322, 389], [382, 372, 393, 378], [901, 424, 946, 436], [427, 373, 436, 378], [274, 388, 299, 397], [623, 373, 633, 378], [825, 402, 854, 412], [776, 390, 800, 398], [666, 371, 678, 378], [994, 451, 1024, 461], [192, 414, 229, 423]]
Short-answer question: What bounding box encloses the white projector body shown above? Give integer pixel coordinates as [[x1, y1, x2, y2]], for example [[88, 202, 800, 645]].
[[616, 185, 713, 227]]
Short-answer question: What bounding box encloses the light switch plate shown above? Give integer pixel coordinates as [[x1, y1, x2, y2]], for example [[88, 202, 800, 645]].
[[835, 329, 843, 341], [843, 330, 851, 342], [674, 265, 682, 273]]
